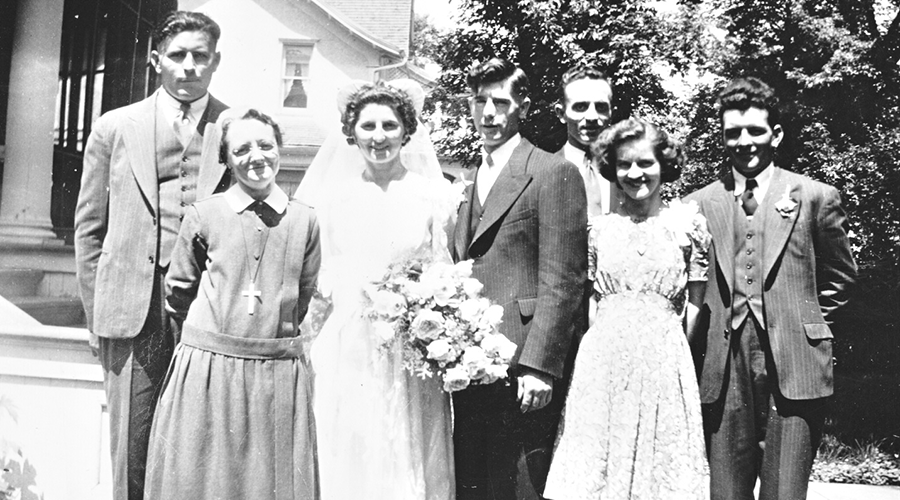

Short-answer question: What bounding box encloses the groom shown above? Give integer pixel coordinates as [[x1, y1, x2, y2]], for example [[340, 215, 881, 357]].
[[451, 58, 588, 500], [687, 77, 856, 500]]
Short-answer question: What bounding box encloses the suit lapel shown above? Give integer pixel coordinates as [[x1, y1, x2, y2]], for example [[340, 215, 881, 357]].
[[761, 167, 801, 280], [705, 174, 737, 293], [198, 95, 229, 196], [125, 94, 159, 212], [470, 140, 533, 246]]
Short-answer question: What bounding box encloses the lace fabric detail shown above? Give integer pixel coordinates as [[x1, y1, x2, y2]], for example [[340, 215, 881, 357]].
[[544, 199, 711, 500]]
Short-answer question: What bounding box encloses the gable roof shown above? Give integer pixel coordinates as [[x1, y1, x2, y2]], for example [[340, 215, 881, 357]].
[[318, 0, 413, 55]]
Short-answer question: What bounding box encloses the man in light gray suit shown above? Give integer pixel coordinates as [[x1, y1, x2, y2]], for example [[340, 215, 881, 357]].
[[451, 58, 588, 500], [74, 11, 229, 500], [686, 77, 856, 500]]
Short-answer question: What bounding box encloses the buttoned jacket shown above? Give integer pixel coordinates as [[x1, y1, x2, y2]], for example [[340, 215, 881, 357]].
[[452, 139, 588, 379], [686, 167, 856, 401], [75, 90, 229, 338]]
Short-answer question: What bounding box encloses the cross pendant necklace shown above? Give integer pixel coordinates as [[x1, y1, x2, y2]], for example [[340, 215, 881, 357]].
[[242, 281, 261, 315], [240, 204, 270, 315]]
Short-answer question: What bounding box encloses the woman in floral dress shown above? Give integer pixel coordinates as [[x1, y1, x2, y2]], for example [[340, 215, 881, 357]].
[[544, 118, 711, 499]]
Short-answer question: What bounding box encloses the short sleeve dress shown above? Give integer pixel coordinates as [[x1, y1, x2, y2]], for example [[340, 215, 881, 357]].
[[544, 199, 711, 500]]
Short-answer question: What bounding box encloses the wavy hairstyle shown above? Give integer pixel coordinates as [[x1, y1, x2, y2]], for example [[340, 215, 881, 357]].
[[153, 11, 221, 51], [219, 109, 284, 165], [340, 82, 418, 145], [593, 117, 683, 183], [466, 58, 530, 103], [717, 77, 781, 127]]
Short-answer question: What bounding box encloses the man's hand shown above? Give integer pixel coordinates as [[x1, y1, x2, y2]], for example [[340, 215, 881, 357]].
[[517, 368, 554, 413]]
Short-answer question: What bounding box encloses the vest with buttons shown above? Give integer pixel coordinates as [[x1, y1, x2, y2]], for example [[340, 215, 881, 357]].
[[731, 197, 766, 330], [156, 106, 204, 266]]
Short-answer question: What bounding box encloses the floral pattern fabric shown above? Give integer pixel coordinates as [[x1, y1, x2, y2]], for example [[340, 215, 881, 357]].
[[544, 199, 711, 500]]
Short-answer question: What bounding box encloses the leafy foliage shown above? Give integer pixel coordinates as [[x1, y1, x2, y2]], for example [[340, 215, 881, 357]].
[[429, 0, 900, 358], [430, 0, 674, 166]]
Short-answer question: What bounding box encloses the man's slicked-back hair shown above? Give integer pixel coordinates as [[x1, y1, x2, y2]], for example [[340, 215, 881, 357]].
[[558, 65, 612, 102], [466, 58, 529, 102], [717, 77, 781, 127], [153, 11, 221, 52]]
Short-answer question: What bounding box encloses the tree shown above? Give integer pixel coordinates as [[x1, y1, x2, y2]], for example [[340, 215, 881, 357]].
[[430, 0, 677, 165]]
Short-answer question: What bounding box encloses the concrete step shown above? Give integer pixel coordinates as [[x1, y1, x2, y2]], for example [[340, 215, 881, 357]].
[[0, 268, 43, 297], [11, 296, 86, 327]]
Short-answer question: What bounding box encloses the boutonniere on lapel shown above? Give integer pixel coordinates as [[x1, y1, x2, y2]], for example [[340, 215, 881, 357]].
[[774, 185, 798, 218]]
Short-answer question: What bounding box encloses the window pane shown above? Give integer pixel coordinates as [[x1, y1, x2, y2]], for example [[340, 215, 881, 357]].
[[284, 45, 312, 78]]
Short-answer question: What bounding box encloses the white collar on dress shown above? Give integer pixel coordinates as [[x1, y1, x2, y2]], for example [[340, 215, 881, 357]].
[[224, 184, 289, 214]]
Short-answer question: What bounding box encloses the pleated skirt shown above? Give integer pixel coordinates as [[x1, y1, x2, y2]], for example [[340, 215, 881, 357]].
[[144, 325, 319, 500]]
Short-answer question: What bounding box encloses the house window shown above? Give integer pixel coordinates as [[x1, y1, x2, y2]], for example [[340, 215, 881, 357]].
[[282, 43, 313, 109]]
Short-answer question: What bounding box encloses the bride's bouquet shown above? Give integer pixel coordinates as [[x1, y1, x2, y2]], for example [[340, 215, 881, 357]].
[[363, 258, 517, 393]]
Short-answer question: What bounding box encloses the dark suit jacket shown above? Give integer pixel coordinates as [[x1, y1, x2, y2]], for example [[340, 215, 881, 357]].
[[452, 139, 588, 379], [686, 167, 856, 402], [75, 90, 229, 338]]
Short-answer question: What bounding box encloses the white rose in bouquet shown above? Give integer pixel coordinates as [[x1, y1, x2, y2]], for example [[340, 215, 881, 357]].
[[461, 278, 484, 298], [411, 309, 446, 341], [425, 338, 454, 363], [404, 280, 433, 301], [482, 364, 509, 384], [458, 298, 486, 323], [443, 365, 471, 392], [480, 333, 517, 362], [462, 346, 489, 380], [372, 321, 397, 344], [371, 290, 407, 319], [452, 260, 474, 279], [478, 304, 504, 330], [432, 279, 458, 307]]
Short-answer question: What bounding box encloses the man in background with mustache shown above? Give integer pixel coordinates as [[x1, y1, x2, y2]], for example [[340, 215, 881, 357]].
[[74, 11, 230, 500], [555, 65, 619, 217]]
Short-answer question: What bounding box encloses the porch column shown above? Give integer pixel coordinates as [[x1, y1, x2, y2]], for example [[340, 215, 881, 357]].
[[0, 0, 65, 244]]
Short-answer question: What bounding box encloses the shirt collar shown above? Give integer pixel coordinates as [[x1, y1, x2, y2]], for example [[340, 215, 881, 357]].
[[157, 88, 209, 123], [733, 164, 774, 198], [562, 141, 590, 167], [224, 184, 289, 214], [482, 133, 521, 169]]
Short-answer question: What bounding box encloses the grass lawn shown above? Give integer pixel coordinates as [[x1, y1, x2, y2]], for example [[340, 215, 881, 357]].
[[811, 371, 900, 485]]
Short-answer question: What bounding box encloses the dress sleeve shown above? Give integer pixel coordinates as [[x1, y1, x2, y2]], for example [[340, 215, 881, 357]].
[[687, 210, 711, 282], [165, 205, 207, 321]]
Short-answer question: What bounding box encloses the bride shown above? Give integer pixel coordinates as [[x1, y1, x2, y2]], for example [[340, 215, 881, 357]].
[[295, 81, 455, 500]]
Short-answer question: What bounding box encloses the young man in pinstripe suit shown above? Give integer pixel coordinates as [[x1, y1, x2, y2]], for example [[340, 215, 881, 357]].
[[686, 77, 856, 500], [451, 58, 588, 500]]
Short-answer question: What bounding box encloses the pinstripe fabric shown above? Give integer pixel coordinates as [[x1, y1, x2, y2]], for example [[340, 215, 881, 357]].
[[75, 90, 230, 338], [686, 167, 854, 500], [451, 139, 588, 378], [451, 139, 588, 500], [685, 167, 856, 402]]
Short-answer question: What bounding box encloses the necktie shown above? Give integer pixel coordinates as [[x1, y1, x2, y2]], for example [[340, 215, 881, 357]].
[[174, 101, 193, 146], [742, 178, 759, 216], [485, 153, 495, 167], [582, 153, 605, 217]]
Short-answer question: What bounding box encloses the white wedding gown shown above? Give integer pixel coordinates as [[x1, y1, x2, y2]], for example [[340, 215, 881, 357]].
[[311, 171, 455, 500]]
